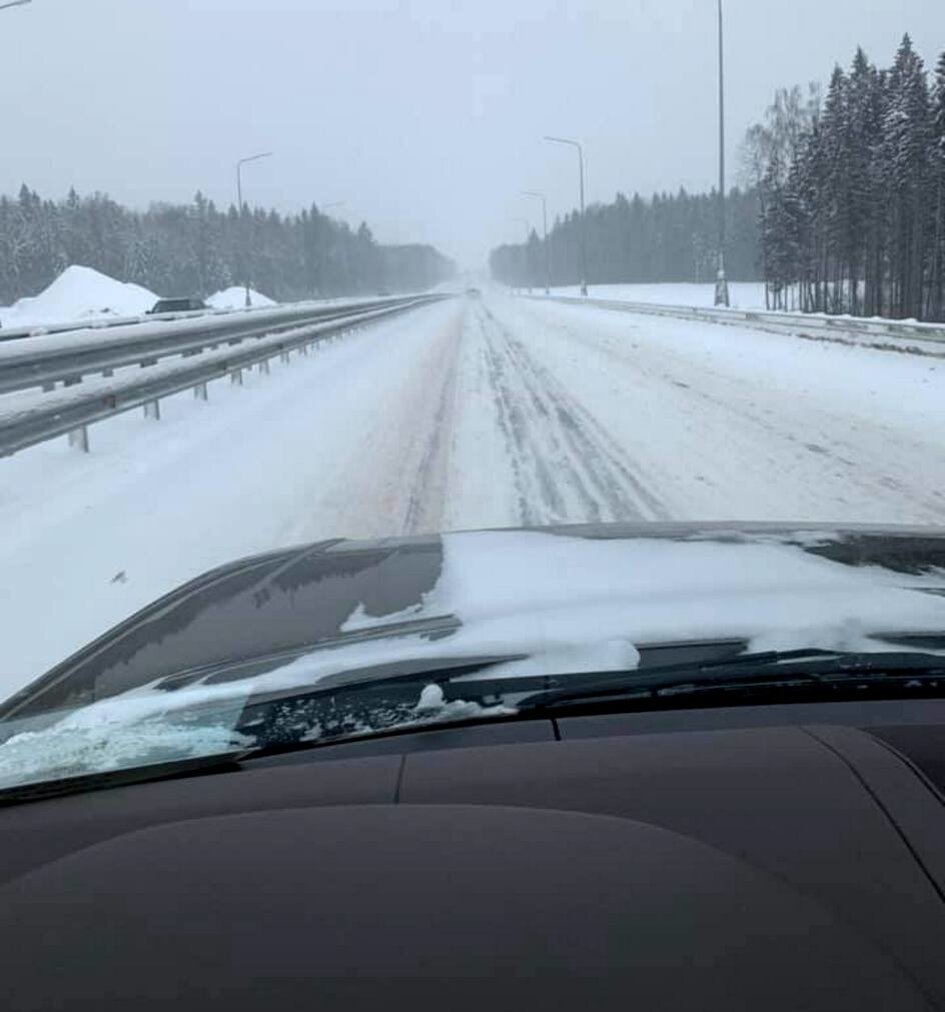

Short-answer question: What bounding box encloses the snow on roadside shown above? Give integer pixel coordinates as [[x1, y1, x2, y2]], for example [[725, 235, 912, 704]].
[[207, 286, 276, 310], [547, 282, 766, 309], [0, 265, 157, 329]]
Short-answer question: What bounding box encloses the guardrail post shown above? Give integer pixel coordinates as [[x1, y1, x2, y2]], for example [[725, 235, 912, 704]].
[[194, 382, 208, 401], [102, 368, 114, 378], [68, 426, 89, 453], [280, 350, 290, 365], [258, 359, 270, 376], [231, 369, 244, 386], [143, 400, 161, 421], [41, 382, 55, 393], [63, 376, 82, 387]]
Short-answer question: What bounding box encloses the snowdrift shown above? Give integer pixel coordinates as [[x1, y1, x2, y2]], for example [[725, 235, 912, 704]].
[[207, 287, 276, 310], [0, 266, 157, 329]]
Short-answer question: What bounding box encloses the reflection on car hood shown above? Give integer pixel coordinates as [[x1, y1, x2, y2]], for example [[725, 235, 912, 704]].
[[4, 521, 945, 720]]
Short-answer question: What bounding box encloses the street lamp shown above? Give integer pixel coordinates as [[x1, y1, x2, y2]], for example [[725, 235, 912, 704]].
[[544, 136, 588, 296], [521, 191, 550, 294], [512, 217, 534, 293], [0, 1, 32, 10], [236, 151, 273, 308], [714, 0, 730, 307]]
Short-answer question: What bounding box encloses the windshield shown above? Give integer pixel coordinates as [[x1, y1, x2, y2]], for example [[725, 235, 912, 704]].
[[0, 1, 944, 790]]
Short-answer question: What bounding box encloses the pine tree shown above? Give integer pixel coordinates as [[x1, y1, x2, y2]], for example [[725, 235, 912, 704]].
[[930, 52, 945, 319], [882, 34, 932, 316]]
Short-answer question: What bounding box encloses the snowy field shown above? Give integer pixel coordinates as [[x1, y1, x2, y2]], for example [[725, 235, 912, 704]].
[[547, 281, 767, 309], [1, 288, 943, 694]]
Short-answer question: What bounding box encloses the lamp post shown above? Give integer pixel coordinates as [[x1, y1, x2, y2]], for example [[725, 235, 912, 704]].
[[714, 0, 730, 307], [512, 217, 534, 293], [521, 191, 550, 294], [0, 1, 32, 10], [236, 151, 273, 308], [544, 135, 587, 296]]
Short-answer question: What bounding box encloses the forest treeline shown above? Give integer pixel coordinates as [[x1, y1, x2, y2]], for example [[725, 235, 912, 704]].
[[492, 35, 945, 323], [0, 188, 455, 305], [489, 187, 760, 290], [747, 35, 945, 319]]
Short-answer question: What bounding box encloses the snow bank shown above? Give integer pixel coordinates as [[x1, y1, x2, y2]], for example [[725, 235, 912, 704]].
[[0, 265, 157, 329], [548, 282, 766, 310], [207, 286, 276, 310]]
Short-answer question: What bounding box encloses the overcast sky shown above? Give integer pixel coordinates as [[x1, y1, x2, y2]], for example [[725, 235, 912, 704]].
[[2, 0, 942, 268]]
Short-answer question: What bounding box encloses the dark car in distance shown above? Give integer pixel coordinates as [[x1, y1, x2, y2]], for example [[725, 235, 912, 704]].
[[147, 297, 209, 315]]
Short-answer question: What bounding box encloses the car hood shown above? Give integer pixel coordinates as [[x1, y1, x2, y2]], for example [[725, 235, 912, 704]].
[[4, 520, 945, 719]]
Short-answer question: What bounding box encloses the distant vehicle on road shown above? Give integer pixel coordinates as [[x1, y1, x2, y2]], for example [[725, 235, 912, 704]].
[[147, 297, 209, 315], [465, 286, 482, 298], [376, 289, 392, 297]]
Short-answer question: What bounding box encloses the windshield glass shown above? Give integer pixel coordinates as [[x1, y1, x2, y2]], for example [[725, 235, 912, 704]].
[[0, 1, 943, 790]]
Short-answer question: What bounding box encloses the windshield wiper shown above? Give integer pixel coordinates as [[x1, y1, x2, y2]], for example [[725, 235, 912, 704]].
[[509, 647, 945, 712], [0, 749, 248, 807], [515, 649, 945, 712]]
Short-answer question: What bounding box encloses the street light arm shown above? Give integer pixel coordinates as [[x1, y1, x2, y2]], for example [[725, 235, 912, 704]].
[[237, 151, 274, 170], [543, 135, 582, 154], [0, 0, 32, 11]]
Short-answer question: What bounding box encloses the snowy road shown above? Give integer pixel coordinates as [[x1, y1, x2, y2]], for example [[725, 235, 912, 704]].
[[2, 289, 944, 692]]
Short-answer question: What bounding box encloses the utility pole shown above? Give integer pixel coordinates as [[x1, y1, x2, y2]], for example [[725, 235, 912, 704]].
[[544, 136, 588, 296], [235, 151, 273, 308], [522, 191, 550, 294], [714, 0, 730, 307]]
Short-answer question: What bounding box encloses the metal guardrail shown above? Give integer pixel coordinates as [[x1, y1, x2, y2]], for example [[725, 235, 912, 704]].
[[0, 294, 401, 344], [0, 306, 224, 344], [538, 296, 945, 349], [0, 295, 447, 457], [0, 295, 429, 395]]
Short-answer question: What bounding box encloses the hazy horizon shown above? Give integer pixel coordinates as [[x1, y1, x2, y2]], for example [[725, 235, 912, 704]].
[[1, 0, 942, 269]]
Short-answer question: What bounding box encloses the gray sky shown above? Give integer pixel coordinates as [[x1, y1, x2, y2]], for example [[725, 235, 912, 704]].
[[2, 0, 942, 269]]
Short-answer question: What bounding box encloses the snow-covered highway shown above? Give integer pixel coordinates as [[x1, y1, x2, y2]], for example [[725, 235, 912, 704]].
[[1, 289, 944, 693]]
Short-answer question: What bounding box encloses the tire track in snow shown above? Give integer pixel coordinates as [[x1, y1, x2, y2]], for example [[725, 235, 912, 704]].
[[401, 308, 465, 534], [470, 301, 668, 524]]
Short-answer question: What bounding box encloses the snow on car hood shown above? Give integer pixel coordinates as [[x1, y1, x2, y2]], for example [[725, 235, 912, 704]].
[[341, 528, 945, 674], [2, 523, 945, 789], [6, 524, 945, 721]]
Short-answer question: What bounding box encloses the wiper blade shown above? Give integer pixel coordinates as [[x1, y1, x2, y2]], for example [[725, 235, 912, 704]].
[[516, 649, 945, 712], [0, 749, 248, 807]]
